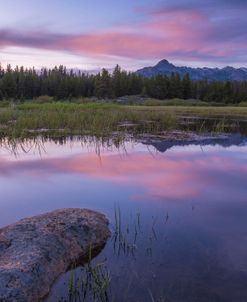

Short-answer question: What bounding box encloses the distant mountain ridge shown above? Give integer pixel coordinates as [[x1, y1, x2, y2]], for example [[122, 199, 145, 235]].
[[136, 59, 247, 81]]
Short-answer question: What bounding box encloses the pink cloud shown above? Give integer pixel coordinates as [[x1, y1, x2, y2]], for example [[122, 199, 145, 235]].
[[0, 4, 247, 64]]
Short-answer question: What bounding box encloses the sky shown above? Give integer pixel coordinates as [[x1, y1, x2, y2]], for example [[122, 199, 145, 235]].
[[1, 0, 247, 70]]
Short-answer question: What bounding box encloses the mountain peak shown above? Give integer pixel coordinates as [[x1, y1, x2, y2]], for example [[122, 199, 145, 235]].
[[156, 59, 174, 67], [136, 59, 247, 81]]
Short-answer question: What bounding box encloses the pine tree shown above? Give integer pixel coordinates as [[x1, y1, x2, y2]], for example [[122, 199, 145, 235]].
[[0, 63, 245, 104], [112, 65, 122, 97], [182, 73, 191, 99], [1, 65, 17, 99], [94, 69, 111, 98]]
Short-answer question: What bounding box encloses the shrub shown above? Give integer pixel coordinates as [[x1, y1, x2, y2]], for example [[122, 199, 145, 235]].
[[71, 97, 97, 104], [143, 99, 164, 106], [0, 100, 10, 108], [238, 101, 247, 107], [35, 95, 54, 103], [143, 98, 209, 106]]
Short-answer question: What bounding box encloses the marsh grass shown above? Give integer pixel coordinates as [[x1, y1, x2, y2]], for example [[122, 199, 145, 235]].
[[65, 204, 170, 302], [112, 204, 138, 257], [68, 262, 111, 302], [143, 98, 209, 107], [68, 245, 111, 302], [0, 102, 176, 138], [1, 102, 246, 139]]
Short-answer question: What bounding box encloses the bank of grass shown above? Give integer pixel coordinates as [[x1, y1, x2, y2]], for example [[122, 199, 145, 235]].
[[127, 105, 247, 119], [0, 101, 246, 138], [143, 98, 209, 106], [0, 102, 176, 138]]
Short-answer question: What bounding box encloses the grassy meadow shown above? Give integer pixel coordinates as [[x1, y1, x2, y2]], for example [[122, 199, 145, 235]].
[[0, 99, 247, 139]]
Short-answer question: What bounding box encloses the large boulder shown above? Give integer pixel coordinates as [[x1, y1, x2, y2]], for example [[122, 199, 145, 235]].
[[0, 208, 110, 301]]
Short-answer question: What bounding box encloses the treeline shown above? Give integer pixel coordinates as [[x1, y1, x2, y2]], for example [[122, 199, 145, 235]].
[[0, 64, 247, 103]]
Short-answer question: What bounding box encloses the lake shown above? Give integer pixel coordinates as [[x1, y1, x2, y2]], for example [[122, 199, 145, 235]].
[[0, 135, 247, 302]]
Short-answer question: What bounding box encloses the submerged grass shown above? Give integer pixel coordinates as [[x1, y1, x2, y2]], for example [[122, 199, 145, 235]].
[[66, 204, 168, 302], [68, 252, 111, 302], [112, 204, 138, 257]]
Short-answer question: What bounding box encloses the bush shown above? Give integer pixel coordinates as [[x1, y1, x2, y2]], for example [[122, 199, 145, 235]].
[[71, 97, 97, 104], [143, 98, 209, 106], [143, 99, 164, 106], [0, 100, 10, 108], [35, 95, 54, 103], [208, 101, 227, 107], [238, 101, 247, 107]]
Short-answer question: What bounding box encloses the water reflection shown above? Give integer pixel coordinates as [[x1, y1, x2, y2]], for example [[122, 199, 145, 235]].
[[0, 137, 246, 204], [0, 136, 247, 301]]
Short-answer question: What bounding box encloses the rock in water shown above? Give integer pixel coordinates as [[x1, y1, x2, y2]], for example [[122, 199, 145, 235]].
[[0, 208, 110, 302]]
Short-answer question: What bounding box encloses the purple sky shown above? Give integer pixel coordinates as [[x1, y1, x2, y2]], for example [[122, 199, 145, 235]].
[[1, 0, 247, 70]]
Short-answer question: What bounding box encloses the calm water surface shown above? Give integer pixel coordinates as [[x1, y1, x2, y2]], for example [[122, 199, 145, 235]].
[[0, 136, 247, 302]]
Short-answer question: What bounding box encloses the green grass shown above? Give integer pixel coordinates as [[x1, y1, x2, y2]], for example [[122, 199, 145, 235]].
[[126, 105, 247, 118], [0, 102, 175, 138], [0, 101, 246, 138], [143, 98, 210, 106]]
